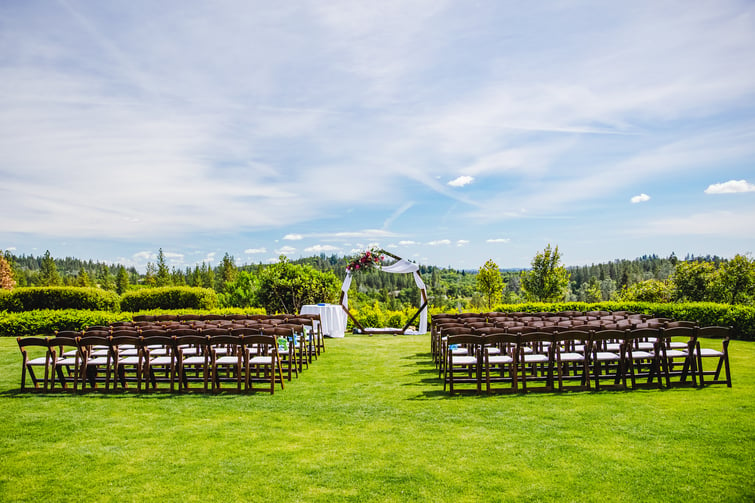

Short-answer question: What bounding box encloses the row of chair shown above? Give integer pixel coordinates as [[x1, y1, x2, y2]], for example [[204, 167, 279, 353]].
[[432, 311, 694, 370], [442, 326, 732, 395], [16, 324, 324, 393]]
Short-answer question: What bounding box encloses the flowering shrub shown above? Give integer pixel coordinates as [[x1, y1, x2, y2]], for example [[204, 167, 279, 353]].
[[346, 249, 385, 273]]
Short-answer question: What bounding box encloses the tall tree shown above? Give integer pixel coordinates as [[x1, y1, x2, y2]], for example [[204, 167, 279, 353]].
[[476, 259, 504, 309], [75, 266, 91, 287], [155, 248, 171, 287], [115, 266, 130, 294], [144, 262, 157, 286], [97, 265, 114, 290], [217, 253, 238, 291], [520, 244, 570, 302], [38, 250, 61, 286]]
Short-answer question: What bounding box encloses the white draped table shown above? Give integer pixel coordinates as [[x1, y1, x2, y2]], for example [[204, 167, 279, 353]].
[[300, 304, 348, 338]]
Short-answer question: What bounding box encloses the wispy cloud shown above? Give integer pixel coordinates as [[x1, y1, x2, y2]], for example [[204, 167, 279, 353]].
[[486, 238, 511, 243], [705, 180, 755, 194], [304, 244, 340, 253], [1, 1, 754, 269], [631, 193, 651, 203], [428, 239, 451, 246]]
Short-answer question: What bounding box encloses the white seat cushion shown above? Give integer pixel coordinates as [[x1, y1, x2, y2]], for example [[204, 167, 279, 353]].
[[451, 356, 477, 365], [697, 348, 724, 357], [594, 352, 620, 361], [249, 356, 273, 365], [558, 352, 584, 362], [628, 350, 653, 359], [487, 355, 513, 364], [523, 354, 549, 363], [214, 356, 239, 365]]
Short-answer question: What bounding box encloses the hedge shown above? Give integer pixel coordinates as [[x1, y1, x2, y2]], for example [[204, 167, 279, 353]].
[[0, 287, 120, 312], [482, 301, 755, 340], [120, 287, 219, 311], [0, 308, 267, 338]]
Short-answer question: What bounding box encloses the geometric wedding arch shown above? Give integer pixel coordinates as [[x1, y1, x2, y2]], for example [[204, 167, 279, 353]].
[[338, 250, 428, 335]]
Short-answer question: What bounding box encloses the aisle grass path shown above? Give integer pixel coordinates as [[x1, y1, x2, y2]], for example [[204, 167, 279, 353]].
[[1, 335, 753, 502]]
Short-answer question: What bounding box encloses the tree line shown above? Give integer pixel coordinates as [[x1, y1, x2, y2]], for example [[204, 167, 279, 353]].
[[2, 247, 753, 311]]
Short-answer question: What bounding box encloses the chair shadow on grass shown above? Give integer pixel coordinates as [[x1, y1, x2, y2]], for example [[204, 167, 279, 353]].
[[0, 388, 245, 400]]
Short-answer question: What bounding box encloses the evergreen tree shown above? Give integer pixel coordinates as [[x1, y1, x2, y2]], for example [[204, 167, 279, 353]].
[[155, 249, 171, 287], [144, 262, 157, 286], [115, 266, 130, 294], [75, 266, 91, 287], [97, 265, 114, 290], [38, 250, 61, 286], [217, 253, 238, 291]]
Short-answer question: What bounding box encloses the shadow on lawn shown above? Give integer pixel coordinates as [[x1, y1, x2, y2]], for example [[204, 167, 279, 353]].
[[0, 388, 253, 399]]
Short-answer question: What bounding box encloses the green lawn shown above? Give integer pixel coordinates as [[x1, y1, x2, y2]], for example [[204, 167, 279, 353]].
[[1, 335, 753, 502]]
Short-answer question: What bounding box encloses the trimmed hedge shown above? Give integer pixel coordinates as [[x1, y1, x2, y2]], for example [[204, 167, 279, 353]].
[[482, 301, 755, 340], [0, 310, 129, 337], [0, 308, 267, 338], [120, 287, 219, 311], [0, 287, 120, 312]]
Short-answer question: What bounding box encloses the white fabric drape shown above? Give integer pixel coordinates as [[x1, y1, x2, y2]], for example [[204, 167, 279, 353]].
[[340, 259, 428, 334]]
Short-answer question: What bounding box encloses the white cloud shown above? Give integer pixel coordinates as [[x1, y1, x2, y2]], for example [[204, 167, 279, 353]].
[[631, 193, 651, 203], [428, 239, 451, 246], [447, 175, 474, 187], [276, 246, 296, 256], [398, 240, 420, 246], [704, 180, 755, 194], [304, 244, 340, 253], [283, 234, 304, 240], [456, 240, 469, 247], [486, 238, 511, 243], [244, 248, 267, 254]]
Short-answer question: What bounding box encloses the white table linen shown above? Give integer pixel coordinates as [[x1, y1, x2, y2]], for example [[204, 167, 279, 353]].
[[300, 304, 348, 338]]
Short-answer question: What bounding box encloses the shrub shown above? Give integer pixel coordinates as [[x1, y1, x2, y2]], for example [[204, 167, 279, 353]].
[[120, 287, 219, 311], [481, 301, 755, 340], [0, 287, 120, 312], [0, 310, 129, 337]]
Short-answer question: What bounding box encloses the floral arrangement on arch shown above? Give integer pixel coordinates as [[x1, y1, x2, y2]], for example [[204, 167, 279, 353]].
[[346, 249, 385, 273]]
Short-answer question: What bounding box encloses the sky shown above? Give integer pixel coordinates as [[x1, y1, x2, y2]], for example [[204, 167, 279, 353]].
[[1, 0, 754, 272]]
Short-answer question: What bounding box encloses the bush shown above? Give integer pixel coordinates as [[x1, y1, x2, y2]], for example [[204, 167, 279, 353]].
[[0, 310, 129, 337], [120, 287, 219, 311], [481, 301, 755, 340], [0, 307, 268, 338], [0, 287, 120, 312]]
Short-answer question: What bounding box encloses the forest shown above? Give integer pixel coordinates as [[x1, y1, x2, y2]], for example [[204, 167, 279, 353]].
[[3, 248, 750, 311]]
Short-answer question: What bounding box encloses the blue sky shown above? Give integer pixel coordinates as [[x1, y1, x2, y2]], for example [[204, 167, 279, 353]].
[[1, 0, 754, 272]]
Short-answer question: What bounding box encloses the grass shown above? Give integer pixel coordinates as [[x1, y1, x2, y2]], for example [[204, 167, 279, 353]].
[[1, 335, 754, 502]]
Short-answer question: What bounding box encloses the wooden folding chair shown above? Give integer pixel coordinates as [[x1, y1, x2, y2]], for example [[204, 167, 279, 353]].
[[209, 335, 245, 392], [78, 334, 113, 391], [245, 334, 284, 394], [17, 337, 51, 390], [49, 334, 81, 391], [551, 330, 590, 391], [693, 326, 732, 387], [175, 335, 211, 392], [481, 332, 518, 393], [444, 334, 483, 395], [587, 330, 624, 390]]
